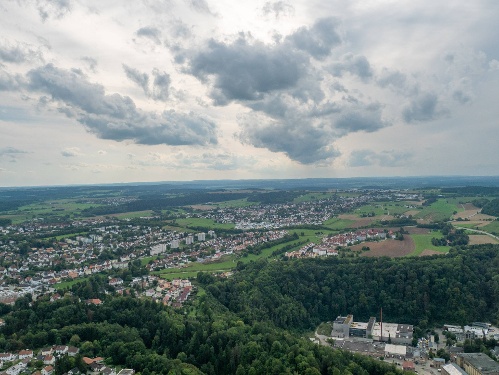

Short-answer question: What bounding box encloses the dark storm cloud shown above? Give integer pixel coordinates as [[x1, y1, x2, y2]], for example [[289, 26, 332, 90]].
[[403, 92, 439, 123], [261, 1, 294, 18], [123, 64, 150, 96], [27, 64, 217, 146], [349, 150, 413, 168], [0, 42, 43, 64], [287, 18, 341, 60], [186, 36, 308, 104], [239, 115, 339, 164], [238, 95, 388, 164], [329, 53, 373, 80], [122, 65, 171, 101], [152, 69, 171, 101], [183, 18, 389, 164], [136, 26, 162, 45], [335, 107, 386, 134]]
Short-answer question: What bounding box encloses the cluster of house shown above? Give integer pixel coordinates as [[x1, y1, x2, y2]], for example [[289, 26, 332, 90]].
[[0, 345, 79, 375], [145, 230, 289, 271], [129, 276, 193, 307], [285, 229, 392, 258], [193, 191, 420, 230], [0, 345, 135, 375], [444, 322, 499, 341], [47, 276, 194, 308], [196, 194, 375, 230]]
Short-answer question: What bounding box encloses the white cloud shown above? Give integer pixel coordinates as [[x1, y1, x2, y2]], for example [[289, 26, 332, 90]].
[[0, 0, 497, 185]]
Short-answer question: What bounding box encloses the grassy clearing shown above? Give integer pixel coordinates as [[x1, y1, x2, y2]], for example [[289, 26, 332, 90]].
[[354, 202, 410, 217], [114, 210, 154, 219], [56, 277, 88, 290], [451, 222, 479, 229], [482, 221, 499, 235], [156, 234, 320, 278], [159, 271, 202, 280], [317, 322, 334, 336], [408, 233, 449, 256], [415, 199, 462, 222], [323, 218, 354, 230], [175, 217, 235, 229]]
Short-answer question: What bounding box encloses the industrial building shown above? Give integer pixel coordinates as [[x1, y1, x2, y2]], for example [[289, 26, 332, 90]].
[[332, 315, 413, 345], [456, 353, 499, 375]]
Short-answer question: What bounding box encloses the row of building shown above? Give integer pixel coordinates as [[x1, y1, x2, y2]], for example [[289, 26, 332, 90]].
[[332, 314, 413, 345]]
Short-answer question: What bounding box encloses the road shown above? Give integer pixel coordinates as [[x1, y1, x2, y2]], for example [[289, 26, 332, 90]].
[[452, 225, 499, 241]]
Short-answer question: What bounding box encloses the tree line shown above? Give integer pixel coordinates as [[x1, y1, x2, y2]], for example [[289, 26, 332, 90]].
[[201, 245, 499, 332]]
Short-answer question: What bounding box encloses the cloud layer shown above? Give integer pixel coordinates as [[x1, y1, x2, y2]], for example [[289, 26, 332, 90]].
[[0, 0, 498, 185], [28, 64, 217, 146]]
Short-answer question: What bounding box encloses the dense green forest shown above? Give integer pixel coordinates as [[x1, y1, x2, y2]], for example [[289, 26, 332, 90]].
[[202, 245, 499, 331], [481, 198, 499, 216], [0, 277, 404, 375]]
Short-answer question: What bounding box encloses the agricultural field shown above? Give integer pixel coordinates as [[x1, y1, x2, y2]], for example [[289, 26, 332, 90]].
[[174, 217, 235, 229], [335, 214, 378, 228], [0, 198, 104, 223], [409, 233, 449, 256], [113, 210, 154, 219], [468, 234, 499, 245], [323, 217, 356, 230], [351, 237, 414, 257], [482, 220, 499, 236], [293, 192, 335, 203], [353, 202, 413, 217], [414, 199, 463, 222]]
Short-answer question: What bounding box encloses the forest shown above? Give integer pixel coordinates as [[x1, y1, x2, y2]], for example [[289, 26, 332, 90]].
[[201, 245, 499, 332], [0, 276, 404, 375], [481, 198, 499, 216], [1, 245, 499, 374]]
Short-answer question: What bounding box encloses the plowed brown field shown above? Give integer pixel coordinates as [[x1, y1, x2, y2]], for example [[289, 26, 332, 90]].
[[351, 237, 415, 257]]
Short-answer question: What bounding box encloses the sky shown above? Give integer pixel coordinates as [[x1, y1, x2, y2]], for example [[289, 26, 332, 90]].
[[0, 0, 498, 187]]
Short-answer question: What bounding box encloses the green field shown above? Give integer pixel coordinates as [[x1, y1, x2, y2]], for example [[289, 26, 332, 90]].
[[293, 192, 335, 203], [323, 218, 354, 230], [175, 217, 235, 229], [354, 202, 411, 217], [408, 233, 450, 256], [213, 199, 257, 208], [415, 199, 462, 222], [0, 198, 104, 223], [155, 232, 323, 279], [482, 221, 499, 235], [56, 277, 88, 290], [451, 222, 479, 229], [114, 210, 154, 219]]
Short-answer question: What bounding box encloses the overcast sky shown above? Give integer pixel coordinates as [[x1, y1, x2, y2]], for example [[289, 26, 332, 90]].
[[0, 0, 498, 186]]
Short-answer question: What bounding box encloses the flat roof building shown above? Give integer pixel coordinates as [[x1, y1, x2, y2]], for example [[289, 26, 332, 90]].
[[456, 353, 499, 375], [371, 322, 413, 345]]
